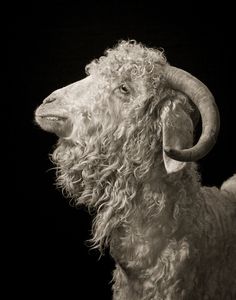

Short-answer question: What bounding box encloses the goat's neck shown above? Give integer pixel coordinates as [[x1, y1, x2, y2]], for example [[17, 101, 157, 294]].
[[139, 161, 200, 209], [110, 162, 201, 275]]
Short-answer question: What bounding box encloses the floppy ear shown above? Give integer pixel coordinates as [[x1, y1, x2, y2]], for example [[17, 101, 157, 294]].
[[160, 101, 194, 174]]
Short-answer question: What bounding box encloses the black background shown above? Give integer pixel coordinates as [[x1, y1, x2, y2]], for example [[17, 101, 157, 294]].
[[9, 2, 235, 299]]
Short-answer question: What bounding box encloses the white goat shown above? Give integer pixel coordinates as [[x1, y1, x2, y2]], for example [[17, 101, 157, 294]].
[[35, 40, 236, 299]]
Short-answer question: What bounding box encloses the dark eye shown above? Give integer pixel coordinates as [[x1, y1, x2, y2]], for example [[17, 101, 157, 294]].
[[119, 84, 130, 94]]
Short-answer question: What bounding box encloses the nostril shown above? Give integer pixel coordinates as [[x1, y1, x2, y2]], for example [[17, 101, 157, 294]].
[[43, 96, 57, 104]]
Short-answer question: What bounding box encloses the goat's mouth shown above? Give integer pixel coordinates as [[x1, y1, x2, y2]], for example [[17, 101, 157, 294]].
[[37, 114, 67, 121], [35, 113, 72, 137]]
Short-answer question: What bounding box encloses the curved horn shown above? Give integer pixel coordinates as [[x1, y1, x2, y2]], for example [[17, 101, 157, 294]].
[[163, 66, 220, 162]]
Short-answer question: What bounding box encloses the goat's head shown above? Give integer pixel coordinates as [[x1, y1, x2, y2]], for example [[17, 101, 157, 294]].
[[35, 40, 220, 174]]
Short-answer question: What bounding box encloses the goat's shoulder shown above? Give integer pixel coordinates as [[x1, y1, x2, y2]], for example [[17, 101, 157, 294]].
[[221, 174, 236, 197]]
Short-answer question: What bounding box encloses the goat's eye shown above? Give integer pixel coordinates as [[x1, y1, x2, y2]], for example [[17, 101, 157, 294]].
[[119, 84, 130, 94]]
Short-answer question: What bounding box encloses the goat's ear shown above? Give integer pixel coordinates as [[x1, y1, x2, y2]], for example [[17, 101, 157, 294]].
[[161, 102, 193, 174]]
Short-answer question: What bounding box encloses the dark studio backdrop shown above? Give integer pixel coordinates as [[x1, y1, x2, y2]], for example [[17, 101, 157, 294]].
[[10, 2, 235, 299]]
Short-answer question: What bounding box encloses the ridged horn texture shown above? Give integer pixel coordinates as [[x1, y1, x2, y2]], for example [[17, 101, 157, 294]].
[[164, 66, 220, 162]]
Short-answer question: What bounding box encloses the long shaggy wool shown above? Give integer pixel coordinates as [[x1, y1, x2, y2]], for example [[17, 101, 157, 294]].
[[38, 40, 236, 299]]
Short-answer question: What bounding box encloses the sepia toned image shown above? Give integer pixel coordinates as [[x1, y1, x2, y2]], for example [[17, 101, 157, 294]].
[[11, 2, 236, 299]]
